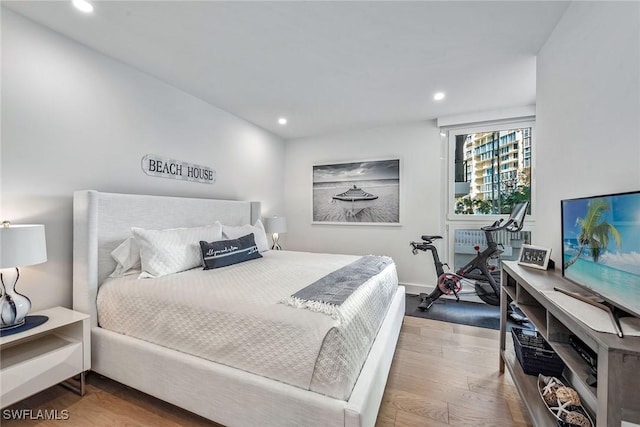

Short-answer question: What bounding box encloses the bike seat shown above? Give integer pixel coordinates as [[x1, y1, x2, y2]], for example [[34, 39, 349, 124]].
[[421, 235, 442, 242]]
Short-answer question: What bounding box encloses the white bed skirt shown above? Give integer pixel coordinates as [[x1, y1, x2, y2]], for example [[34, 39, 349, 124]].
[[91, 286, 405, 427]]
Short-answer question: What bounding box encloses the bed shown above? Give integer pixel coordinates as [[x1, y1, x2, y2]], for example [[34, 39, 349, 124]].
[[72, 190, 405, 427]]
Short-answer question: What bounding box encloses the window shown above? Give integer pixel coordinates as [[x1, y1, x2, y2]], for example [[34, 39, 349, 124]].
[[445, 120, 535, 275], [451, 126, 532, 216]]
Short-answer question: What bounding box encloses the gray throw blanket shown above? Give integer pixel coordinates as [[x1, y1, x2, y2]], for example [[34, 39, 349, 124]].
[[281, 255, 393, 318]]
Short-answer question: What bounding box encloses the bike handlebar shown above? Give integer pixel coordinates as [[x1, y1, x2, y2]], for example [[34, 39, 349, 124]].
[[481, 218, 504, 231], [410, 241, 428, 254], [411, 202, 529, 252], [479, 202, 529, 233]]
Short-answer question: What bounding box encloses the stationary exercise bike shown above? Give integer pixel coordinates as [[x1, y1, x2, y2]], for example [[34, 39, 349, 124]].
[[410, 201, 529, 311]]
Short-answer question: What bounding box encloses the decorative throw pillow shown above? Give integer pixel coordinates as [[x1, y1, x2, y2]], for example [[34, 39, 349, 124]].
[[222, 219, 269, 253], [109, 236, 141, 277], [132, 224, 223, 278], [200, 233, 262, 269]]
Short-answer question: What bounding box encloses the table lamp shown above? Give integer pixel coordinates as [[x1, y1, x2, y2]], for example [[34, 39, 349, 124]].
[[0, 222, 47, 329], [263, 216, 287, 250]]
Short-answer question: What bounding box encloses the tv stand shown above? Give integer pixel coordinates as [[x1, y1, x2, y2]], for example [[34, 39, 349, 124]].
[[499, 261, 640, 426], [553, 287, 624, 338]]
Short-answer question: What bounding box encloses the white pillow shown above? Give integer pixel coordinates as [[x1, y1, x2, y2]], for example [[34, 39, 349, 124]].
[[109, 237, 141, 277], [222, 220, 269, 253], [132, 224, 223, 278]]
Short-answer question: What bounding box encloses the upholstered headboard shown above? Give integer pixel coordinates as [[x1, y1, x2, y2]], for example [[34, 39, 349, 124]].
[[72, 190, 261, 327]]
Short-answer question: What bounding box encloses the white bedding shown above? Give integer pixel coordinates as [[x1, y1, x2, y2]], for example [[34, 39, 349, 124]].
[[96, 250, 398, 400]]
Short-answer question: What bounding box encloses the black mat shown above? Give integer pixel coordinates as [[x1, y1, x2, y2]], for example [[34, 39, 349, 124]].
[[405, 294, 532, 331], [0, 315, 49, 337]]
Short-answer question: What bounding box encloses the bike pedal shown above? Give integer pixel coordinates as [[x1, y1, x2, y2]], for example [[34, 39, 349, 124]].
[[417, 299, 434, 310]]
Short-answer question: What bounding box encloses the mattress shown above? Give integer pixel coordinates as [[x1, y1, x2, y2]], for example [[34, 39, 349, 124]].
[[96, 250, 398, 400]]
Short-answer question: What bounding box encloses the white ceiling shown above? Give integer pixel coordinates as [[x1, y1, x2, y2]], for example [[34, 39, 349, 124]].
[[3, 1, 570, 139]]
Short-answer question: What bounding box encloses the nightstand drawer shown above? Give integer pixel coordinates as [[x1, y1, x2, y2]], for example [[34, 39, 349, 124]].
[[1, 334, 83, 407]]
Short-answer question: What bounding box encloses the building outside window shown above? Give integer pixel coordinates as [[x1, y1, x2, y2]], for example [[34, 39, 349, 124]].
[[454, 128, 532, 215]]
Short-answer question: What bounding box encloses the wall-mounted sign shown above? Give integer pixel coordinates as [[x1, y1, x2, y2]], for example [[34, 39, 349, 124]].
[[141, 154, 216, 184]]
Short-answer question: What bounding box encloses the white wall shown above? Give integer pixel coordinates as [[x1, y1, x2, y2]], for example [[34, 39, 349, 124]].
[[284, 121, 442, 289], [1, 9, 285, 311], [7, 1, 637, 310], [535, 1, 640, 258]]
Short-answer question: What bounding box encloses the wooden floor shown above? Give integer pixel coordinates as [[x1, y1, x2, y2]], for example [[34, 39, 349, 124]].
[[378, 316, 532, 427], [3, 316, 532, 426]]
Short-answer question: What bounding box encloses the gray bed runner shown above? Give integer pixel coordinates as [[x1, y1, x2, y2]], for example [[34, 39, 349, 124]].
[[281, 255, 393, 317]]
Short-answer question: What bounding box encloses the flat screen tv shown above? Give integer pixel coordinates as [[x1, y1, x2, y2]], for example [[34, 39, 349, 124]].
[[562, 190, 640, 318]]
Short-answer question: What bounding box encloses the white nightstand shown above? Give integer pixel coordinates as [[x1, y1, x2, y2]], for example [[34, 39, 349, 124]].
[[0, 306, 90, 408]]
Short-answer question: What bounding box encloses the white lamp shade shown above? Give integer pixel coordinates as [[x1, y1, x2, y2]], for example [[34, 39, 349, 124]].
[[0, 224, 48, 268], [263, 216, 287, 234]]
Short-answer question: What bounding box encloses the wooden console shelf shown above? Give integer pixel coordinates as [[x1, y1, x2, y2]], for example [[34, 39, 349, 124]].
[[500, 261, 640, 427]]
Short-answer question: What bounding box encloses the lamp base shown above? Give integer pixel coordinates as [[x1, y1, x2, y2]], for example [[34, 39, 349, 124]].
[[271, 234, 282, 250], [0, 267, 32, 329]]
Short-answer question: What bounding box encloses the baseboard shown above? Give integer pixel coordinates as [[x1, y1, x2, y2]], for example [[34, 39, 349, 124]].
[[400, 282, 434, 296]]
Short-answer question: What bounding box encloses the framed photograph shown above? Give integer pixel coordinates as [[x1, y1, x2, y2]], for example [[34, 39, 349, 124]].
[[312, 159, 400, 224], [518, 244, 552, 270]]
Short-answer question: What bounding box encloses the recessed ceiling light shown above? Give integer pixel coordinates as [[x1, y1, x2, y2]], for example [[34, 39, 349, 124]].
[[72, 0, 94, 13], [433, 92, 445, 101], [278, 118, 287, 125]]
